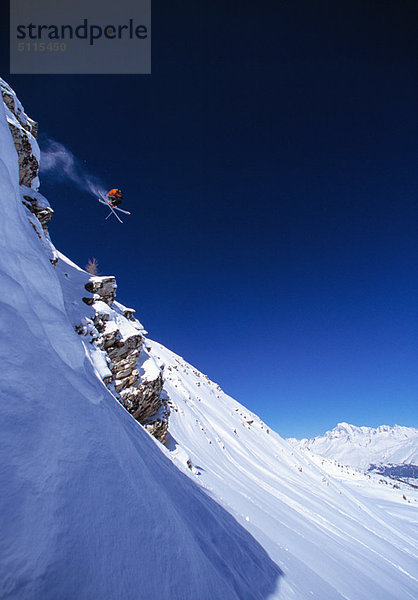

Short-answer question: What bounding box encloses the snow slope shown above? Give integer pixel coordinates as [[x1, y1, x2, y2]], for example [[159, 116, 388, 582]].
[[288, 422, 418, 470], [2, 78, 417, 599], [149, 341, 418, 600], [0, 85, 281, 599]]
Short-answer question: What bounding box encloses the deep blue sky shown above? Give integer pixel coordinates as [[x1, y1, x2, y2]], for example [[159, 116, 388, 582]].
[[1, 1, 417, 437]]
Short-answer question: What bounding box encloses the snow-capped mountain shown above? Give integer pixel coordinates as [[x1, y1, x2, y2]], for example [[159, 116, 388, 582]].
[[1, 79, 417, 599], [289, 422, 418, 472]]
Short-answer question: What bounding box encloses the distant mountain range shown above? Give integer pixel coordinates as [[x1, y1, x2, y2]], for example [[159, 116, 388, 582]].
[[288, 422, 418, 479]]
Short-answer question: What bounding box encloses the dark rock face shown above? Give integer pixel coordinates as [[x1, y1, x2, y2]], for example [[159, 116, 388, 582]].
[[1, 88, 38, 137], [116, 349, 169, 444], [22, 195, 54, 232], [84, 277, 117, 306], [123, 308, 136, 321], [1, 82, 39, 190], [1, 80, 54, 241], [1, 89, 16, 114], [122, 372, 164, 421], [104, 332, 142, 392], [144, 415, 170, 442], [82, 296, 95, 306], [8, 122, 39, 188], [80, 275, 170, 444]]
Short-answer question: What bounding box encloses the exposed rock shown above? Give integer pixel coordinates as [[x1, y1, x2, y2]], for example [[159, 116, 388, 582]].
[[8, 122, 39, 187], [22, 193, 54, 232], [77, 284, 169, 443], [144, 419, 169, 444], [1, 86, 38, 138], [84, 276, 117, 306], [19, 186, 58, 265], [1, 89, 15, 113], [1, 80, 39, 190], [101, 327, 121, 350], [82, 296, 95, 306], [106, 333, 141, 363], [92, 309, 110, 334], [101, 321, 169, 444], [122, 372, 164, 422], [1, 79, 55, 252], [106, 331, 142, 390]]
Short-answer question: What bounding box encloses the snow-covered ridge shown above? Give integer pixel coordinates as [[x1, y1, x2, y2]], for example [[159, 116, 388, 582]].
[[288, 422, 418, 471], [0, 79, 281, 600], [1, 77, 170, 444]]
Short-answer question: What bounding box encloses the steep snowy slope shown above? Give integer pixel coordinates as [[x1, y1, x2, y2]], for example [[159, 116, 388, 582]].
[[148, 341, 418, 600], [0, 84, 281, 599], [2, 77, 417, 600], [288, 422, 418, 470]]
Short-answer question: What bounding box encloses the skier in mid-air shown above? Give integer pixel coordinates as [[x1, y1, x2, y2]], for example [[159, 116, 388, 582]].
[[107, 188, 123, 207], [98, 188, 130, 223]]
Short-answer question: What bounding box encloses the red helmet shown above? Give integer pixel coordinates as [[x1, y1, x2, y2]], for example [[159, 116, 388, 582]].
[[108, 188, 123, 199]]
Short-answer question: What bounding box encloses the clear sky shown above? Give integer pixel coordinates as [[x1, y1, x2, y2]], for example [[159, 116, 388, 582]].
[[1, 1, 417, 438]]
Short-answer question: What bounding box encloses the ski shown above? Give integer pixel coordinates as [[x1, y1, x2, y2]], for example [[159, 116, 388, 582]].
[[105, 204, 123, 223], [98, 198, 130, 214], [97, 191, 130, 223], [113, 206, 131, 215]]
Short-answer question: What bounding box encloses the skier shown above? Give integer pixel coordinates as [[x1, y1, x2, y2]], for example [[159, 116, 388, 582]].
[[107, 188, 123, 207], [98, 188, 130, 223]]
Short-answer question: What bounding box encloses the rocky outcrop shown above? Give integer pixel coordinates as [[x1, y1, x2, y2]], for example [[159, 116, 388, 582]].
[[84, 277, 117, 306], [22, 196, 53, 231], [1, 79, 55, 259], [122, 369, 163, 421], [1, 85, 38, 138], [7, 122, 39, 187], [104, 331, 142, 392], [1, 78, 169, 444], [20, 185, 54, 233], [143, 406, 170, 441], [1, 79, 39, 190], [81, 276, 170, 444]]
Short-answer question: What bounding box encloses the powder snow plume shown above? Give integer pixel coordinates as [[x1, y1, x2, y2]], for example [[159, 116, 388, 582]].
[[39, 136, 106, 197]]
